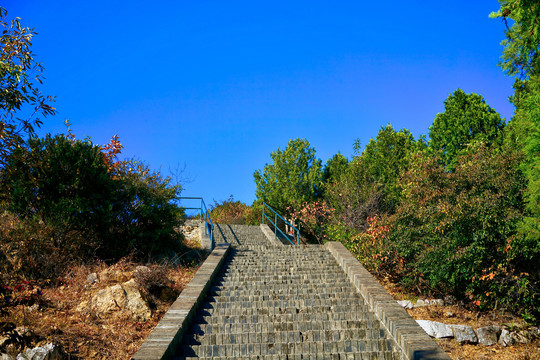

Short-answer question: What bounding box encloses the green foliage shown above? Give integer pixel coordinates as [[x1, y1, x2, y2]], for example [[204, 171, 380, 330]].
[[322, 153, 348, 184], [288, 201, 334, 243], [254, 138, 323, 213], [490, 0, 540, 78], [324, 156, 385, 231], [429, 89, 505, 170], [0, 134, 116, 250], [388, 143, 538, 321], [0, 134, 185, 276], [0, 7, 56, 163], [112, 159, 184, 260], [360, 125, 420, 207], [324, 125, 420, 231], [209, 195, 260, 225]]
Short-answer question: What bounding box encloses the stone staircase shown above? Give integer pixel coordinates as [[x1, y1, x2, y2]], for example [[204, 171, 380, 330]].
[[172, 224, 403, 359]]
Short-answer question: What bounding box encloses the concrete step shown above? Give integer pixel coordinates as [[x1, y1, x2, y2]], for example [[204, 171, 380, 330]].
[[194, 305, 374, 320], [180, 353, 400, 360], [173, 224, 403, 359], [179, 339, 396, 357], [189, 320, 383, 337]]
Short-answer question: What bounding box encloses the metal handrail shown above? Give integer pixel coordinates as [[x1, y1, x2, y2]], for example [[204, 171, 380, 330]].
[[179, 197, 214, 249], [261, 202, 300, 245]]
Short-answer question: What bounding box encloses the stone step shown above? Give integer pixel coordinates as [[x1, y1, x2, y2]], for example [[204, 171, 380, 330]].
[[208, 287, 358, 297], [203, 293, 360, 304], [178, 339, 396, 357], [185, 329, 387, 346], [189, 318, 383, 334], [199, 298, 365, 310], [194, 307, 374, 323], [180, 354, 399, 360], [171, 225, 407, 360]]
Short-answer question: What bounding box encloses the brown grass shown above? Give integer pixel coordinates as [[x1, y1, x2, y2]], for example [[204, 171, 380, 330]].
[[381, 278, 540, 360], [0, 259, 200, 359]]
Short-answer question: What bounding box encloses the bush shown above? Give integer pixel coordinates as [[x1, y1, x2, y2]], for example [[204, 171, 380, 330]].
[[209, 196, 261, 225], [0, 134, 117, 263], [111, 159, 185, 260], [387, 143, 539, 322], [0, 135, 186, 279], [288, 201, 334, 243]]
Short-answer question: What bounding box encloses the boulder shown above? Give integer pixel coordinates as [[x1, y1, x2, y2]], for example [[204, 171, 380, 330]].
[[449, 325, 478, 344], [514, 330, 533, 344], [98, 269, 131, 283], [499, 329, 514, 346], [416, 320, 453, 338], [397, 300, 413, 309], [427, 299, 444, 306], [16, 343, 65, 360], [90, 284, 126, 314], [476, 326, 500, 346], [415, 299, 427, 307], [121, 279, 151, 322]]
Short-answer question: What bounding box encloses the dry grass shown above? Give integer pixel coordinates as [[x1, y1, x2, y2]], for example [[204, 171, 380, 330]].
[[1, 259, 200, 359], [381, 278, 540, 360]]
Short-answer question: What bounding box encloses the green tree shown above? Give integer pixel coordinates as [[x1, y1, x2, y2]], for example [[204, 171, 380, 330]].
[[361, 124, 420, 207], [325, 125, 420, 231], [0, 135, 185, 265], [322, 153, 348, 184], [388, 143, 538, 321], [493, 0, 540, 280], [0, 134, 116, 236], [0, 134, 118, 273], [112, 159, 184, 259], [490, 0, 540, 78], [429, 89, 505, 170], [254, 138, 323, 213], [0, 7, 56, 163]]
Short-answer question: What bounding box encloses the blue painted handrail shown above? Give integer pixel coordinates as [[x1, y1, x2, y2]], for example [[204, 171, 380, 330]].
[[261, 202, 301, 245], [179, 197, 214, 249]]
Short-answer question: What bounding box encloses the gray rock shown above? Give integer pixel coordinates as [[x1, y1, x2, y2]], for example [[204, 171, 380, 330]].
[[449, 325, 478, 344], [121, 279, 151, 322], [514, 330, 533, 344], [415, 299, 444, 307], [90, 284, 126, 313], [86, 272, 98, 285], [427, 299, 444, 306], [444, 311, 455, 318], [416, 320, 453, 338], [499, 329, 514, 346], [476, 326, 500, 346], [397, 300, 413, 309], [16, 343, 65, 360]]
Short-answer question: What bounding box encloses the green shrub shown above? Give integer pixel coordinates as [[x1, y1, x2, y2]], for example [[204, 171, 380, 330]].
[[209, 196, 262, 225], [388, 143, 539, 322], [111, 159, 184, 260], [0, 134, 117, 262], [0, 135, 186, 278]]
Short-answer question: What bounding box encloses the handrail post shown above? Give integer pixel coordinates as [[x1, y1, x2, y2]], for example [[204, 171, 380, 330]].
[[274, 213, 277, 240]]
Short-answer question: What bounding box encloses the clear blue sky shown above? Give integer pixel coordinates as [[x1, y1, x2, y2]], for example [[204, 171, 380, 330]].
[[4, 1, 515, 206]]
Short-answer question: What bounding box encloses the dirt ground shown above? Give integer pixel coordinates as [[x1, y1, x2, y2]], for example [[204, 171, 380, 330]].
[[382, 279, 540, 360]]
